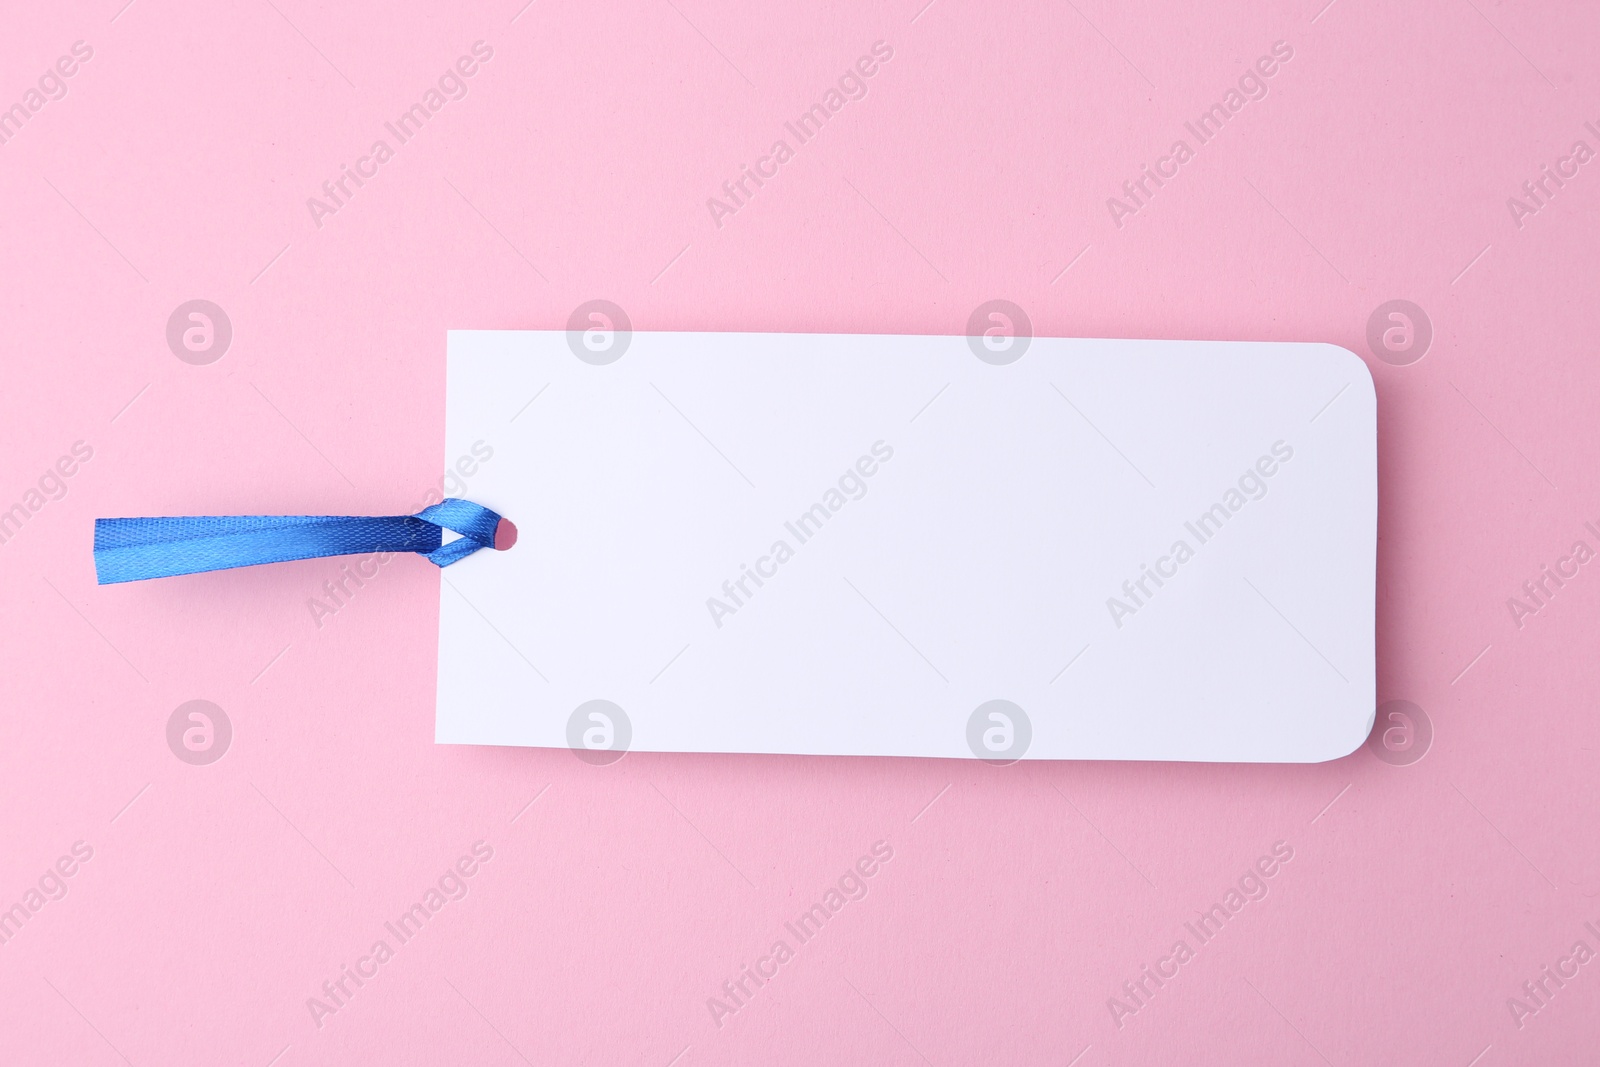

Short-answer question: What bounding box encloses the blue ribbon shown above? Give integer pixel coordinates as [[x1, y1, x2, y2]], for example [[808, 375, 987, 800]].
[[94, 499, 511, 585]]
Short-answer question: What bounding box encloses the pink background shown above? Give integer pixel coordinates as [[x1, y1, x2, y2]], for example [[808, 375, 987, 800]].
[[1, 0, 1597, 1063]]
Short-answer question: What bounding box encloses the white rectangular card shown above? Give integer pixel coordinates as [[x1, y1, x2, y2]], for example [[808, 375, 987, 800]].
[[437, 330, 1375, 762]]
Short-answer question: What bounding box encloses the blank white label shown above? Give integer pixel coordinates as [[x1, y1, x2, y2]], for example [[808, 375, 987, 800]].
[[437, 331, 1375, 763]]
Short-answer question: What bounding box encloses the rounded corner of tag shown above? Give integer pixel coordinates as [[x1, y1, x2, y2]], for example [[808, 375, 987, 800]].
[[1315, 341, 1377, 398]]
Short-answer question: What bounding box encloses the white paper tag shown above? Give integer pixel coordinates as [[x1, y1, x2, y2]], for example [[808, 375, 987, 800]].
[[437, 330, 1375, 762]]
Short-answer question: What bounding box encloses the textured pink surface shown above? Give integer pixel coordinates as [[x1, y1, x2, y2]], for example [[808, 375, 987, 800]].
[[1, 1, 1597, 1064]]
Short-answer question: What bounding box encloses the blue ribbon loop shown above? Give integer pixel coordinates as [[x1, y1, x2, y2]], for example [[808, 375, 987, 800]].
[[94, 499, 509, 585]]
